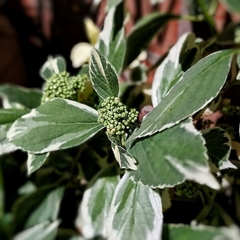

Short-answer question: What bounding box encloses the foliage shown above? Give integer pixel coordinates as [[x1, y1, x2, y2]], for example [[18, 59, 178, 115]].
[[1, 1, 240, 240]]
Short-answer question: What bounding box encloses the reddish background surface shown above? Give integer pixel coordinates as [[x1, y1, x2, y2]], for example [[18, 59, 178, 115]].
[[0, 0, 239, 87]]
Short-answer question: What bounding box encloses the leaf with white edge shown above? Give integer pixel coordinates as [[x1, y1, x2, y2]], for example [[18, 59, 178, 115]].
[[7, 98, 104, 154], [0, 124, 19, 155], [162, 224, 240, 240], [97, 1, 126, 74], [152, 33, 201, 107], [219, 156, 237, 170], [89, 49, 119, 99], [127, 50, 234, 147], [123, 13, 179, 68], [111, 142, 137, 170], [128, 118, 219, 189], [40, 56, 66, 81], [202, 127, 232, 168], [0, 109, 30, 124], [75, 165, 119, 239], [27, 152, 50, 175], [0, 84, 42, 109], [0, 108, 29, 155], [13, 220, 60, 240], [106, 173, 163, 240], [24, 187, 64, 229], [222, 0, 240, 13]]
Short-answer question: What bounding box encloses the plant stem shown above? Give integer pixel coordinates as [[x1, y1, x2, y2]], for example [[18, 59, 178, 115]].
[[180, 14, 204, 22], [196, 0, 216, 33], [214, 202, 236, 226]]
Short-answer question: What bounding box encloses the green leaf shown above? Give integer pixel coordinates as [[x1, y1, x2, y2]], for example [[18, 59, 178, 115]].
[[127, 50, 234, 146], [40, 56, 66, 81], [0, 109, 29, 124], [0, 124, 18, 155], [11, 185, 59, 232], [97, 1, 126, 74], [27, 152, 50, 175], [162, 224, 240, 240], [106, 173, 163, 240], [202, 127, 232, 168], [111, 142, 137, 170], [89, 49, 119, 99], [0, 213, 14, 239], [222, 0, 240, 13], [75, 165, 119, 239], [106, 0, 122, 11], [0, 84, 42, 109], [24, 187, 64, 229], [7, 99, 104, 154], [13, 220, 60, 240], [152, 33, 201, 106], [128, 118, 219, 189], [123, 13, 179, 68]]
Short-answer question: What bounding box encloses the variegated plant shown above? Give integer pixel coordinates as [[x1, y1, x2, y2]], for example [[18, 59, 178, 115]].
[[0, 1, 240, 240]]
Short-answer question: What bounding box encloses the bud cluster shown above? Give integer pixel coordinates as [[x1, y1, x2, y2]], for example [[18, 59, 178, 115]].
[[98, 97, 138, 136], [175, 181, 199, 199], [42, 72, 88, 103]]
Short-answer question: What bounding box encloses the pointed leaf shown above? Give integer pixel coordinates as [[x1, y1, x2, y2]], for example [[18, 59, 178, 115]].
[[128, 118, 219, 189], [13, 220, 60, 240], [7, 99, 104, 153], [152, 33, 201, 107], [0, 84, 42, 109], [127, 50, 234, 146], [222, 0, 240, 13], [76, 165, 119, 239], [0, 109, 29, 124], [27, 152, 50, 175], [0, 109, 29, 155], [0, 124, 19, 155], [89, 49, 119, 99], [11, 185, 58, 232], [202, 127, 232, 168], [97, 1, 126, 74], [111, 142, 137, 170], [106, 173, 163, 240], [40, 56, 66, 81], [106, 0, 122, 11], [24, 187, 64, 229], [123, 13, 179, 68], [162, 224, 240, 240]]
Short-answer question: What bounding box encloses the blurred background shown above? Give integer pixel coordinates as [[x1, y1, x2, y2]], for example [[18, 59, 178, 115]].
[[0, 0, 240, 88]]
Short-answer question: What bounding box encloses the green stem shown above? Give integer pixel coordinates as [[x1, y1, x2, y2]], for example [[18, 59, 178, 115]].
[[195, 189, 217, 223], [196, 0, 216, 33], [208, 0, 218, 16], [214, 202, 236, 226], [180, 14, 204, 22]]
